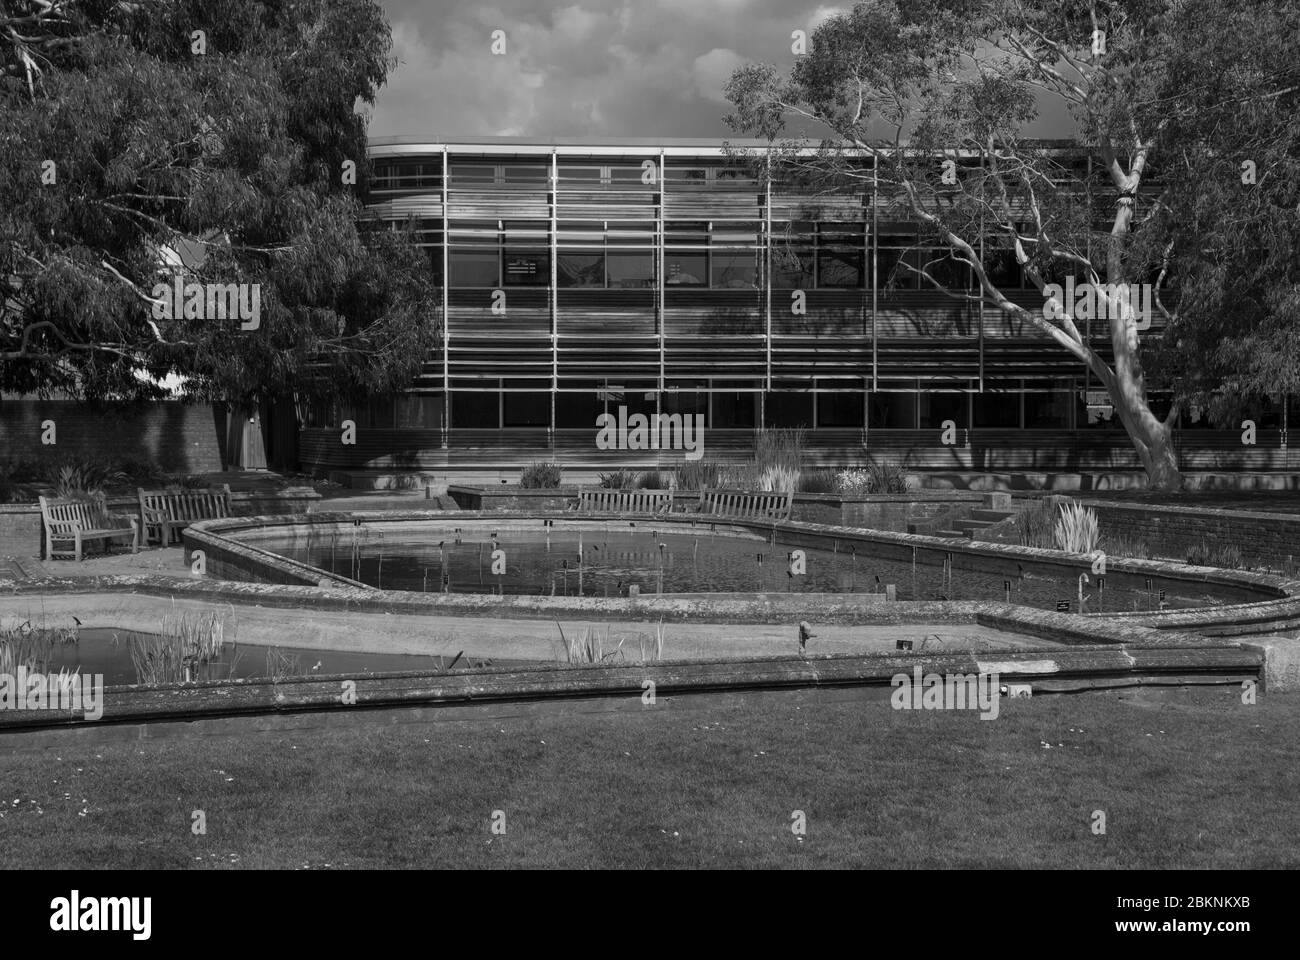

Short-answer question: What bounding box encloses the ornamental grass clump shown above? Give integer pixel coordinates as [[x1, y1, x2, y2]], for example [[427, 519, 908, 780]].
[[1054, 501, 1100, 554]]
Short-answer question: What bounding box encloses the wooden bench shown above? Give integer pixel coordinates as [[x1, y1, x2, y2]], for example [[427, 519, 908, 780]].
[[698, 489, 793, 521], [39, 495, 140, 562], [575, 488, 675, 514], [137, 485, 232, 545]]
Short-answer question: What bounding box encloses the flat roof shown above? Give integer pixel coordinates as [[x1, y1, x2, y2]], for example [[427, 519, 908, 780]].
[[367, 135, 1081, 158]]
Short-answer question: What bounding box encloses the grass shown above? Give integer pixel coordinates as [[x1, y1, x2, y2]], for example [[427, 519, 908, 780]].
[[0, 685, 1295, 868]]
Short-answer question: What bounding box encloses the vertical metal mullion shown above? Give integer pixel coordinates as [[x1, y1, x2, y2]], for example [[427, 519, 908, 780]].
[[550, 150, 558, 450], [871, 151, 878, 390], [441, 147, 450, 449], [765, 152, 772, 390], [658, 150, 666, 394], [978, 150, 984, 393]]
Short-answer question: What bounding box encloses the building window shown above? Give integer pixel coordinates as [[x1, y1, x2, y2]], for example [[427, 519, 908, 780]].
[[817, 392, 864, 427], [503, 165, 548, 184], [396, 395, 443, 429], [555, 392, 602, 429], [1025, 384, 1072, 428], [920, 390, 969, 429], [771, 247, 815, 288], [711, 252, 758, 289], [610, 166, 651, 184], [983, 247, 1022, 288], [607, 251, 654, 288], [712, 391, 756, 428], [450, 164, 496, 184], [665, 253, 707, 286], [559, 166, 602, 183], [503, 391, 551, 427], [503, 250, 548, 286], [869, 392, 918, 428], [764, 392, 814, 428], [449, 251, 499, 287], [817, 247, 865, 288], [973, 392, 1020, 428], [557, 251, 605, 287], [919, 249, 971, 290], [451, 392, 499, 429]]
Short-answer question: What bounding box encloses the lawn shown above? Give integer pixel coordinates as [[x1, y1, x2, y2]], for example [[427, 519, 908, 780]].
[[0, 685, 1295, 868]]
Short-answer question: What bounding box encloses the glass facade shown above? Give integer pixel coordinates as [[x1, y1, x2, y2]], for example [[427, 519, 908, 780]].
[[326, 140, 1183, 465]]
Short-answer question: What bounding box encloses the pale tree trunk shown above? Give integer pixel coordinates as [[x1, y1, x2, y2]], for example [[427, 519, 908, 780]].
[[1103, 181, 1184, 493], [1097, 308, 1183, 492]]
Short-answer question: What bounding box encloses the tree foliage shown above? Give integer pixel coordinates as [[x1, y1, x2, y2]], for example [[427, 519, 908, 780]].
[[1, 0, 440, 405], [725, 0, 1300, 489]]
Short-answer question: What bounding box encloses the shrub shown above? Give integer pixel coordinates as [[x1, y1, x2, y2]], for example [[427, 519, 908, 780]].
[[638, 470, 666, 490], [865, 456, 911, 494], [722, 462, 761, 490], [1054, 501, 1100, 553], [675, 460, 728, 491], [834, 456, 911, 496], [1186, 538, 1245, 570], [116, 457, 169, 484], [755, 464, 798, 493], [798, 468, 839, 494], [44, 456, 129, 499], [753, 427, 804, 491], [1102, 533, 1151, 559], [598, 469, 640, 489], [1016, 497, 1060, 549], [835, 468, 875, 496], [755, 427, 805, 471], [519, 462, 563, 488]]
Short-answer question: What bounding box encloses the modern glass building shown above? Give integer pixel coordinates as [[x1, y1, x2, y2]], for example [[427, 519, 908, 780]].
[[296, 136, 1290, 476]]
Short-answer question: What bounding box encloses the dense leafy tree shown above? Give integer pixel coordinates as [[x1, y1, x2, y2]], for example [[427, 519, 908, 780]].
[[726, 0, 1300, 490], [1, 0, 439, 408]]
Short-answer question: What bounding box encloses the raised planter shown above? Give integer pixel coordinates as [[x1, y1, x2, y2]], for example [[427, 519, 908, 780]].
[[447, 484, 580, 511], [791, 491, 1004, 530]]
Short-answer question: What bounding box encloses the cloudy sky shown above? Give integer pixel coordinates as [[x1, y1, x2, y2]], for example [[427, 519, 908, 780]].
[[366, 0, 850, 139]]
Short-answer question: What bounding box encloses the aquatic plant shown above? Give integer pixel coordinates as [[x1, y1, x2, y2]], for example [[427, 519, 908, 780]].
[[126, 608, 236, 685], [1054, 502, 1100, 554]]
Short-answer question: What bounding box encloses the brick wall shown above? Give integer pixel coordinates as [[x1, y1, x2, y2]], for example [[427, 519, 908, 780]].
[[1083, 500, 1300, 570], [0, 399, 223, 473]]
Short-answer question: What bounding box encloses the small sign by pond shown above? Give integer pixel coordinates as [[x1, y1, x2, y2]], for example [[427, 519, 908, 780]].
[[1056, 600, 1071, 612]]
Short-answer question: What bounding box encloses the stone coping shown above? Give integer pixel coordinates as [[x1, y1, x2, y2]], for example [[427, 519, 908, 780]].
[[185, 508, 1300, 600], [0, 507, 1287, 638], [0, 643, 1264, 731]]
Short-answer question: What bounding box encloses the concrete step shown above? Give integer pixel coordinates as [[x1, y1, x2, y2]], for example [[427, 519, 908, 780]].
[[969, 508, 1016, 523], [931, 529, 969, 539]]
